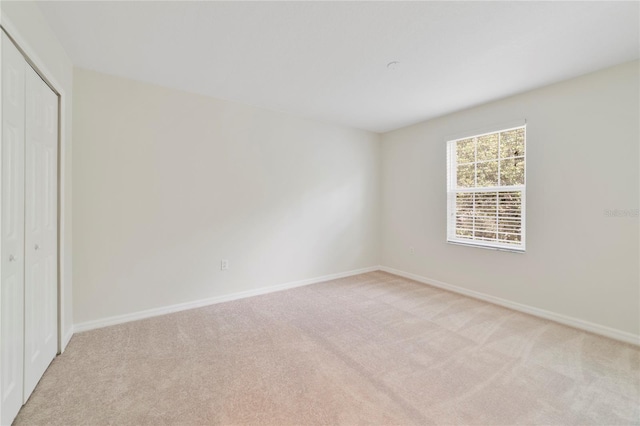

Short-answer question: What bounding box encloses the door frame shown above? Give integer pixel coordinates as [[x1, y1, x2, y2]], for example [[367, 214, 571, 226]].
[[0, 17, 70, 353]]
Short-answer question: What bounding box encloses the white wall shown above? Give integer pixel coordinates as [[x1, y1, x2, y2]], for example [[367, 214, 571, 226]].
[[73, 68, 380, 325], [381, 61, 639, 338], [0, 1, 74, 349]]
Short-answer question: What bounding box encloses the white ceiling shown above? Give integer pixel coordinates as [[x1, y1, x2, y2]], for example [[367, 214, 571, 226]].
[[37, 1, 639, 133]]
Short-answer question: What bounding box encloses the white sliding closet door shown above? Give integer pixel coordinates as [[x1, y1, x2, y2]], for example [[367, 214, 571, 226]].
[[23, 65, 58, 400], [1, 30, 59, 425], [0, 31, 26, 426]]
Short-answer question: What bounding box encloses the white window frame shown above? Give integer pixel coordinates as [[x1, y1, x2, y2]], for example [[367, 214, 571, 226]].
[[446, 125, 526, 252]]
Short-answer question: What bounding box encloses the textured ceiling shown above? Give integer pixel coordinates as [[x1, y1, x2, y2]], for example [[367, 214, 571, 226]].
[[38, 1, 639, 133]]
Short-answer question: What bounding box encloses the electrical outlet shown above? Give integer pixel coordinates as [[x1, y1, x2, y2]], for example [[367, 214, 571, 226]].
[[221, 259, 229, 271], [409, 246, 415, 255]]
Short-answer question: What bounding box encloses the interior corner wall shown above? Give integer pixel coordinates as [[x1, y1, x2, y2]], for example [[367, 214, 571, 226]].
[[380, 60, 640, 337], [0, 1, 74, 349], [72, 68, 381, 325]]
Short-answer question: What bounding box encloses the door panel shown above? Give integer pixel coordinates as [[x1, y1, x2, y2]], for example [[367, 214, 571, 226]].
[[23, 65, 58, 402], [0, 31, 26, 426]]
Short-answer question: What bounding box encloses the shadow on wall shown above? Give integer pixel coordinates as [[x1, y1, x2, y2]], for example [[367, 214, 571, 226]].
[[84, 169, 371, 319], [73, 68, 380, 323]]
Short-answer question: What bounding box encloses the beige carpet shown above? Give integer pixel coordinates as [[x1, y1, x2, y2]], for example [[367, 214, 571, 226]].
[[15, 271, 640, 425]]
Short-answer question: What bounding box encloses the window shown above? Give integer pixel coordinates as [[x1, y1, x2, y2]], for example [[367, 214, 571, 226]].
[[446, 125, 526, 251]]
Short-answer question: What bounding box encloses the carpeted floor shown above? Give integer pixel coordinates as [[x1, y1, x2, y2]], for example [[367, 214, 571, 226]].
[[15, 271, 640, 425]]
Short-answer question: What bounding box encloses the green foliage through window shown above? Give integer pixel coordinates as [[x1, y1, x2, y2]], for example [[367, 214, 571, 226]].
[[455, 127, 525, 189]]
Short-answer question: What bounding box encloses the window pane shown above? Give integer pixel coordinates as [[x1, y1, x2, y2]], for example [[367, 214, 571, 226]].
[[498, 191, 521, 227], [457, 163, 475, 188], [477, 133, 498, 161], [476, 160, 498, 187], [498, 233, 522, 243], [455, 193, 474, 237], [500, 128, 525, 158], [500, 157, 524, 186], [457, 228, 473, 238], [474, 192, 497, 237], [498, 190, 522, 245], [474, 231, 496, 241], [497, 219, 521, 233], [456, 138, 475, 164]]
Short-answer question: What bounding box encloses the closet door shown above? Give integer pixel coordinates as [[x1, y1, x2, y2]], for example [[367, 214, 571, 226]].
[[23, 66, 58, 400], [0, 31, 26, 426]]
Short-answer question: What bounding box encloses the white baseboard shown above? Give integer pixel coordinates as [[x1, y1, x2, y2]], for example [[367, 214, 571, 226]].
[[73, 264, 639, 346], [73, 266, 379, 333], [379, 266, 640, 346]]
